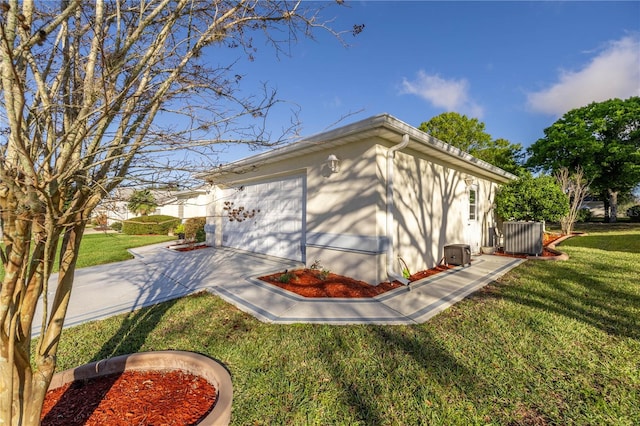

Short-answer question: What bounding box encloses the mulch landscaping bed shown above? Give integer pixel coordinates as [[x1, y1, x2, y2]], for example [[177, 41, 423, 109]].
[[41, 370, 216, 426], [260, 233, 569, 298], [259, 264, 456, 298]]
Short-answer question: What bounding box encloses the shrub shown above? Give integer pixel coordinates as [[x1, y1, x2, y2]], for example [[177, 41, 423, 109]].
[[576, 207, 592, 223], [110, 221, 123, 232], [495, 174, 569, 222], [184, 217, 206, 242], [122, 215, 180, 235], [626, 205, 640, 222]]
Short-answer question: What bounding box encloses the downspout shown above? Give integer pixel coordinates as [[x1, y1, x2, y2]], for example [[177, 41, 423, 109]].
[[386, 134, 410, 285]]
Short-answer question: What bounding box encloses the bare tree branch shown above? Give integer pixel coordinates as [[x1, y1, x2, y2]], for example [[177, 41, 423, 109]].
[[0, 1, 350, 423]]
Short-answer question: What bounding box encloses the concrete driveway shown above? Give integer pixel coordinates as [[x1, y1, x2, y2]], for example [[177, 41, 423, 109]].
[[33, 244, 302, 336]]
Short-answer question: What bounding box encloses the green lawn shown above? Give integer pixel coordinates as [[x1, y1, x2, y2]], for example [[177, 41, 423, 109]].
[[45, 223, 640, 425], [0, 233, 175, 280]]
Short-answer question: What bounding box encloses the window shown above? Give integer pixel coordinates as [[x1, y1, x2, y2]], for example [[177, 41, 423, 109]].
[[469, 188, 477, 221]]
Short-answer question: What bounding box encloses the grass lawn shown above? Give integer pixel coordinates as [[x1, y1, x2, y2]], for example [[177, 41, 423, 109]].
[[47, 224, 639, 425], [0, 233, 175, 280]]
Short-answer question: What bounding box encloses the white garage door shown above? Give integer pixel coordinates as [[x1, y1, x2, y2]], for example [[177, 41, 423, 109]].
[[220, 174, 305, 261]]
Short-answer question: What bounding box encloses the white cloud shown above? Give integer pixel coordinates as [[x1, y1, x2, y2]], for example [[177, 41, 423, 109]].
[[527, 35, 640, 115], [400, 70, 484, 117]]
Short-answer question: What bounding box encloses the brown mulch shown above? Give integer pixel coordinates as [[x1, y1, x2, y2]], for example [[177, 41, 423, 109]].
[[167, 243, 210, 252], [41, 370, 216, 426], [259, 264, 456, 298]]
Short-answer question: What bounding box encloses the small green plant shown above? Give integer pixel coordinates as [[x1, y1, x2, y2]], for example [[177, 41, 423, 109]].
[[318, 268, 330, 280], [398, 257, 411, 279], [308, 260, 330, 280], [278, 270, 296, 283], [175, 223, 185, 234], [110, 221, 123, 232]]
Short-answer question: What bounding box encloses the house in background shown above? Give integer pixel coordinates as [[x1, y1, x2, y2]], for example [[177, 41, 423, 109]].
[[155, 188, 209, 220], [198, 114, 516, 285], [95, 187, 208, 226], [93, 187, 135, 225]]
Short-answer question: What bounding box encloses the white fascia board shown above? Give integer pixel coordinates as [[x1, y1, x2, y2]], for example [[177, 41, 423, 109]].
[[196, 113, 517, 184]]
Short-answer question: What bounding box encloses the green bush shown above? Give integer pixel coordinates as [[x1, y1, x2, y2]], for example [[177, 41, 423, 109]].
[[495, 174, 569, 222], [576, 207, 592, 222], [110, 221, 123, 232], [184, 217, 206, 242], [626, 205, 640, 222], [122, 215, 180, 235]]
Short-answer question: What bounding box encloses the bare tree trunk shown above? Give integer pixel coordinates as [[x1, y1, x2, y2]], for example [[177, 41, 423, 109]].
[[603, 192, 611, 223], [608, 189, 619, 223], [1, 1, 349, 423], [556, 167, 590, 235]]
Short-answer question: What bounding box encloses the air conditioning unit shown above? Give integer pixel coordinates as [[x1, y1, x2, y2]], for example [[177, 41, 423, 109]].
[[443, 244, 471, 266], [503, 221, 543, 255]]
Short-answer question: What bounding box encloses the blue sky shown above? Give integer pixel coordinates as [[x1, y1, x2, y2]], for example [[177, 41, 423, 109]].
[[206, 1, 640, 163]]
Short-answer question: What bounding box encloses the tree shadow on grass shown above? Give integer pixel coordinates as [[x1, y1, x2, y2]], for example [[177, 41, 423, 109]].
[[88, 297, 181, 361], [472, 261, 640, 340], [314, 325, 479, 424]]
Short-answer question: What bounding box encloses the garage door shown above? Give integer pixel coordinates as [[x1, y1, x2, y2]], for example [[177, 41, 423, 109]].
[[220, 174, 305, 261]]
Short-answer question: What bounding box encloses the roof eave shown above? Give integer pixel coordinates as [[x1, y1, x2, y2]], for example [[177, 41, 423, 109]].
[[197, 113, 517, 184]]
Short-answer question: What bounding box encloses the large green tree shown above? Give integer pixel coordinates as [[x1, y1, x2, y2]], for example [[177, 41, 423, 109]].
[[527, 97, 640, 222], [419, 112, 523, 174], [0, 1, 350, 424], [419, 112, 491, 152]]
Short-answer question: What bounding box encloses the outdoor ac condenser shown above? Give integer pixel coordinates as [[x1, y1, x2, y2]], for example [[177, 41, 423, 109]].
[[443, 244, 471, 266], [503, 221, 543, 255]]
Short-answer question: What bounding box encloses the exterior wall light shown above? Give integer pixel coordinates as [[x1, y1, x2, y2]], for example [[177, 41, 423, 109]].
[[464, 176, 475, 187], [326, 154, 340, 173]]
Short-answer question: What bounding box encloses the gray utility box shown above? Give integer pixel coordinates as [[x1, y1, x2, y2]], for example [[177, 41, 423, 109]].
[[444, 244, 471, 266], [503, 221, 543, 255]]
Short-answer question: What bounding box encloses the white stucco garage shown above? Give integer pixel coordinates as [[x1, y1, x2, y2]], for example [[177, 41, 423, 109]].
[[200, 114, 516, 285], [217, 174, 306, 261]]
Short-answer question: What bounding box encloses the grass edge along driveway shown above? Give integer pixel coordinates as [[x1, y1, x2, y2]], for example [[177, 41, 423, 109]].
[[49, 225, 640, 425]]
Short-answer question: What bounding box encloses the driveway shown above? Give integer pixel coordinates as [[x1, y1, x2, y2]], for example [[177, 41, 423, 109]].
[[32, 244, 301, 336]]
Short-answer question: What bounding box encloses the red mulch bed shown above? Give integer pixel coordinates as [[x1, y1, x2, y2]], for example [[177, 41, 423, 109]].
[[259, 264, 456, 298], [168, 243, 210, 252], [260, 233, 568, 298], [41, 370, 216, 426]]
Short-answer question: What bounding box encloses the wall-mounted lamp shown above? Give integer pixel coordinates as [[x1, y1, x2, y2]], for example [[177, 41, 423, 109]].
[[326, 154, 340, 173], [464, 176, 475, 186]]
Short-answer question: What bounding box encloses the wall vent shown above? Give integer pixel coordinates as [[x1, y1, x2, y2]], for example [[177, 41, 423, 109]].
[[503, 221, 543, 255]]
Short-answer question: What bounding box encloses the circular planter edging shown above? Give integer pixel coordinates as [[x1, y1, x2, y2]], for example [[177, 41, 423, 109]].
[[48, 350, 233, 425]]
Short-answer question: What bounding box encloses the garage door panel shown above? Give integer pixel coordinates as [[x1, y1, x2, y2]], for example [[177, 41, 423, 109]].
[[221, 175, 305, 261]]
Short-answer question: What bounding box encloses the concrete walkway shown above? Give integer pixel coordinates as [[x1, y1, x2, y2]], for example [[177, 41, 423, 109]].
[[34, 245, 524, 335]]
